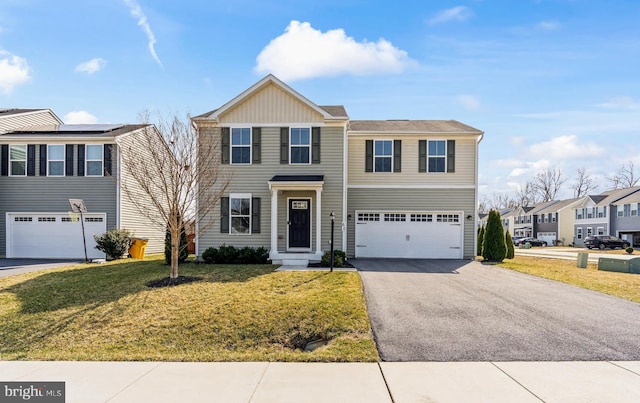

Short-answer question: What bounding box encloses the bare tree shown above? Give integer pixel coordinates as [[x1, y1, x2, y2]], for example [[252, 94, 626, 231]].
[[570, 167, 599, 198], [531, 167, 566, 202], [514, 181, 539, 207], [608, 160, 639, 189], [117, 112, 229, 280], [487, 192, 519, 210]]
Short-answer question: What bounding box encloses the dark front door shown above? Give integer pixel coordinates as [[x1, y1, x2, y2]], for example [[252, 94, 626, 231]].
[[289, 199, 311, 248]]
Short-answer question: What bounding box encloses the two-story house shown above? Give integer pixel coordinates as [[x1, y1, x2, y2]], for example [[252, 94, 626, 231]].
[[611, 191, 640, 247], [533, 198, 581, 246], [511, 206, 535, 238], [573, 186, 640, 246], [0, 124, 165, 258], [193, 74, 483, 264], [0, 108, 62, 133]]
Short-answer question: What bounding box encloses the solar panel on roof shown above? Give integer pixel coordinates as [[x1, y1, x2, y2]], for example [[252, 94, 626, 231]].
[[57, 124, 122, 132]]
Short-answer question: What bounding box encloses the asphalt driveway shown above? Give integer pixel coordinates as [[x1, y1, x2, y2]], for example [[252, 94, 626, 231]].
[[0, 259, 79, 278], [352, 258, 640, 361]]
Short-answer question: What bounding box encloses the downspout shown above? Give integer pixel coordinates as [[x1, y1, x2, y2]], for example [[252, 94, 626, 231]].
[[474, 132, 484, 259], [342, 121, 348, 253]]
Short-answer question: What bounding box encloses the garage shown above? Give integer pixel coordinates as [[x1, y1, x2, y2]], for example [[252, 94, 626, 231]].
[[355, 211, 463, 259], [537, 232, 556, 246], [7, 212, 107, 259]]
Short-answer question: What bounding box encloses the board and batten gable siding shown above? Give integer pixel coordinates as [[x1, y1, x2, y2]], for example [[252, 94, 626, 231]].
[[347, 188, 477, 259], [196, 125, 345, 255], [116, 129, 166, 254], [0, 110, 61, 133], [217, 82, 327, 124], [348, 135, 477, 187]]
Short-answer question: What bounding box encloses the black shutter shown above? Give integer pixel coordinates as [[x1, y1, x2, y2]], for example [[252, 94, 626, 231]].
[[1, 145, 7, 176], [27, 145, 36, 176], [39, 145, 47, 176], [220, 197, 230, 233], [251, 197, 261, 233], [104, 144, 112, 176], [280, 127, 289, 164], [252, 127, 261, 164], [393, 140, 401, 173], [77, 144, 85, 176], [312, 127, 321, 164], [447, 140, 455, 173], [418, 140, 427, 172], [221, 127, 230, 164], [365, 140, 373, 172], [66, 144, 74, 176]]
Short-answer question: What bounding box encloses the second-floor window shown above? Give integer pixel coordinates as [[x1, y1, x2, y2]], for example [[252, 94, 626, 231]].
[[47, 145, 64, 176], [374, 140, 392, 172], [290, 128, 310, 164], [231, 128, 251, 164], [86, 145, 103, 176], [428, 140, 446, 172], [9, 145, 26, 176], [632, 204, 638, 216]]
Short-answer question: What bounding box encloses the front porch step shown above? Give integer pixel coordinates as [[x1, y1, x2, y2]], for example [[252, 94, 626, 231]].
[[281, 259, 309, 266]]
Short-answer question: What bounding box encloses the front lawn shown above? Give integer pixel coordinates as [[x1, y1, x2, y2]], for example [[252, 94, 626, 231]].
[[496, 256, 640, 303], [0, 257, 378, 362]]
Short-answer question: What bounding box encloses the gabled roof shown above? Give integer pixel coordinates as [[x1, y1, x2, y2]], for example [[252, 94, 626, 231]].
[[528, 200, 560, 214], [534, 198, 582, 214], [0, 124, 149, 140], [586, 186, 640, 206], [194, 74, 348, 121], [0, 108, 63, 134], [0, 108, 46, 117], [612, 189, 640, 205], [348, 119, 482, 134]]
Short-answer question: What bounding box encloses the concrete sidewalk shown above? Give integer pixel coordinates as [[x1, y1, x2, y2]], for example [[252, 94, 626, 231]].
[[514, 247, 637, 263], [2, 361, 640, 402]]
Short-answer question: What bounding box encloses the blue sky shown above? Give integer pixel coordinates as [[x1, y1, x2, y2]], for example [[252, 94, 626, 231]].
[[1, 0, 639, 200]]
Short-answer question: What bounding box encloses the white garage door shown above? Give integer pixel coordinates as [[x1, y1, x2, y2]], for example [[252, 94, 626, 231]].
[[537, 232, 556, 245], [7, 213, 107, 259], [355, 211, 463, 259]]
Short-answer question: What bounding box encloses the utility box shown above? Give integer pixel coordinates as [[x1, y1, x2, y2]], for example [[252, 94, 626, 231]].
[[630, 257, 640, 274], [576, 252, 588, 268], [598, 257, 631, 273]]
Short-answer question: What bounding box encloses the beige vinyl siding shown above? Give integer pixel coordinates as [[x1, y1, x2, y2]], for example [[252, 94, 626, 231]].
[[347, 188, 476, 259], [558, 207, 577, 245], [0, 111, 61, 133], [218, 82, 326, 124], [348, 135, 477, 187], [116, 131, 167, 254], [197, 125, 345, 255]]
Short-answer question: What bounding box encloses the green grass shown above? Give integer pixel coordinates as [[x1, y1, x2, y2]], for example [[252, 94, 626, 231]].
[[0, 256, 378, 362], [496, 255, 640, 303]]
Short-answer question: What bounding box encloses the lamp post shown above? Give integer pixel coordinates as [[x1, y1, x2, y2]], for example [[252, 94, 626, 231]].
[[329, 211, 335, 272]]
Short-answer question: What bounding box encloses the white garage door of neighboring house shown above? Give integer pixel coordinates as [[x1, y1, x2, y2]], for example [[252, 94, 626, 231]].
[[355, 211, 463, 259], [7, 213, 107, 259], [537, 232, 556, 245]]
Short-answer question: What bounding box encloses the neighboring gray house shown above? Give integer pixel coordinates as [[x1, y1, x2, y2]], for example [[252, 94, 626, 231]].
[[533, 198, 582, 246], [573, 186, 640, 247], [193, 74, 483, 264], [0, 124, 165, 258], [511, 206, 535, 237], [0, 108, 62, 134], [611, 191, 640, 247]]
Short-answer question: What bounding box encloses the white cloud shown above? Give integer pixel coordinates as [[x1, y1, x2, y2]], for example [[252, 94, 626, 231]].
[[123, 0, 162, 67], [536, 21, 561, 31], [494, 158, 524, 168], [254, 20, 414, 81], [457, 94, 480, 110], [64, 111, 98, 124], [0, 50, 30, 94], [75, 58, 106, 74], [429, 6, 473, 25], [597, 96, 640, 110], [528, 135, 605, 160]]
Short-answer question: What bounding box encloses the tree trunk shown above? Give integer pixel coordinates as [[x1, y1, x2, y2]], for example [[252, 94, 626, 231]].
[[170, 227, 179, 279]]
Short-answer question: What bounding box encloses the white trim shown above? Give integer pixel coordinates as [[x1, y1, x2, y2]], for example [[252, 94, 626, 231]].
[[373, 139, 393, 173], [47, 144, 65, 177], [348, 131, 482, 137], [229, 193, 252, 235], [342, 123, 348, 252], [230, 127, 252, 165], [286, 197, 312, 252], [426, 139, 447, 173], [85, 144, 104, 177], [289, 127, 312, 165], [8, 144, 27, 176], [347, 184, 476, 189]]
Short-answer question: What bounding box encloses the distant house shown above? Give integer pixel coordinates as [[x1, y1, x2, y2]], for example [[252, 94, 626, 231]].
[[611, 191, 640, 247], [0, 124, 166, 258], [511, 206, 535, 238], [0, 108, 62, 134], [573, 186, 640, 247], [533, 198, 582, 246]]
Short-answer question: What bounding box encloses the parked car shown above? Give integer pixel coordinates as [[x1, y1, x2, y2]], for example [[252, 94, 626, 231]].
[[516, 237, 547, 247], [512, 236, 525, 246], [584, 235, 630, 250]]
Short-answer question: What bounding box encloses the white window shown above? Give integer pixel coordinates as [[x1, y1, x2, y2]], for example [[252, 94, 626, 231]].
[[428, 140, 446, 172], [586, 227, 593, 237], [48, 144, 65, 176], [231, 128, 251, 164], [38, 217, 56, 222], [552, 213, 557, 222], [410, 214, 432, 222], [290, 128, 311, 164], [597, 227, 605, 235], [384, 213, 405, 222], [633, 204, 639, 216], [576, 209, 583, 219], [230, 194, 251, 234], [374, 140, 392, 172], [86, 145, 103, 176], [537, 216, 542, 223], [9, 144, 26, 176], [544, 214, 549, 223], [576, 228, 583, 240], [617, 208, 624, 217], [437, 214, 460, 223], [358, 213, 380, 222]]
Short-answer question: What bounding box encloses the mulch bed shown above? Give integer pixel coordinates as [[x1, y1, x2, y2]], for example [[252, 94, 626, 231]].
[[146, 276, 203, 288]]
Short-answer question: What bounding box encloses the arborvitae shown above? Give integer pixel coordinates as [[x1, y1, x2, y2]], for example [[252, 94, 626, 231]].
[[477, 225, 485, 256], [482, 209, 507, 262], [505, 231, 515, 259]]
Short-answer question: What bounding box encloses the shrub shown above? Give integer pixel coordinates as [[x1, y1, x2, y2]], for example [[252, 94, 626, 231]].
[[254, 246, 269, 264], [238, 246, 256, 264], [477, 225, 485, 256], [165, 219, 189, 265], [321, 249, 346, 267], [202, 247, 218, 263], [626, 247, 634, 255], [482, 209, 506, 262], [94, 229, 133, 260], [505, 231, 515, 259], [217, 244, 239, 264]]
